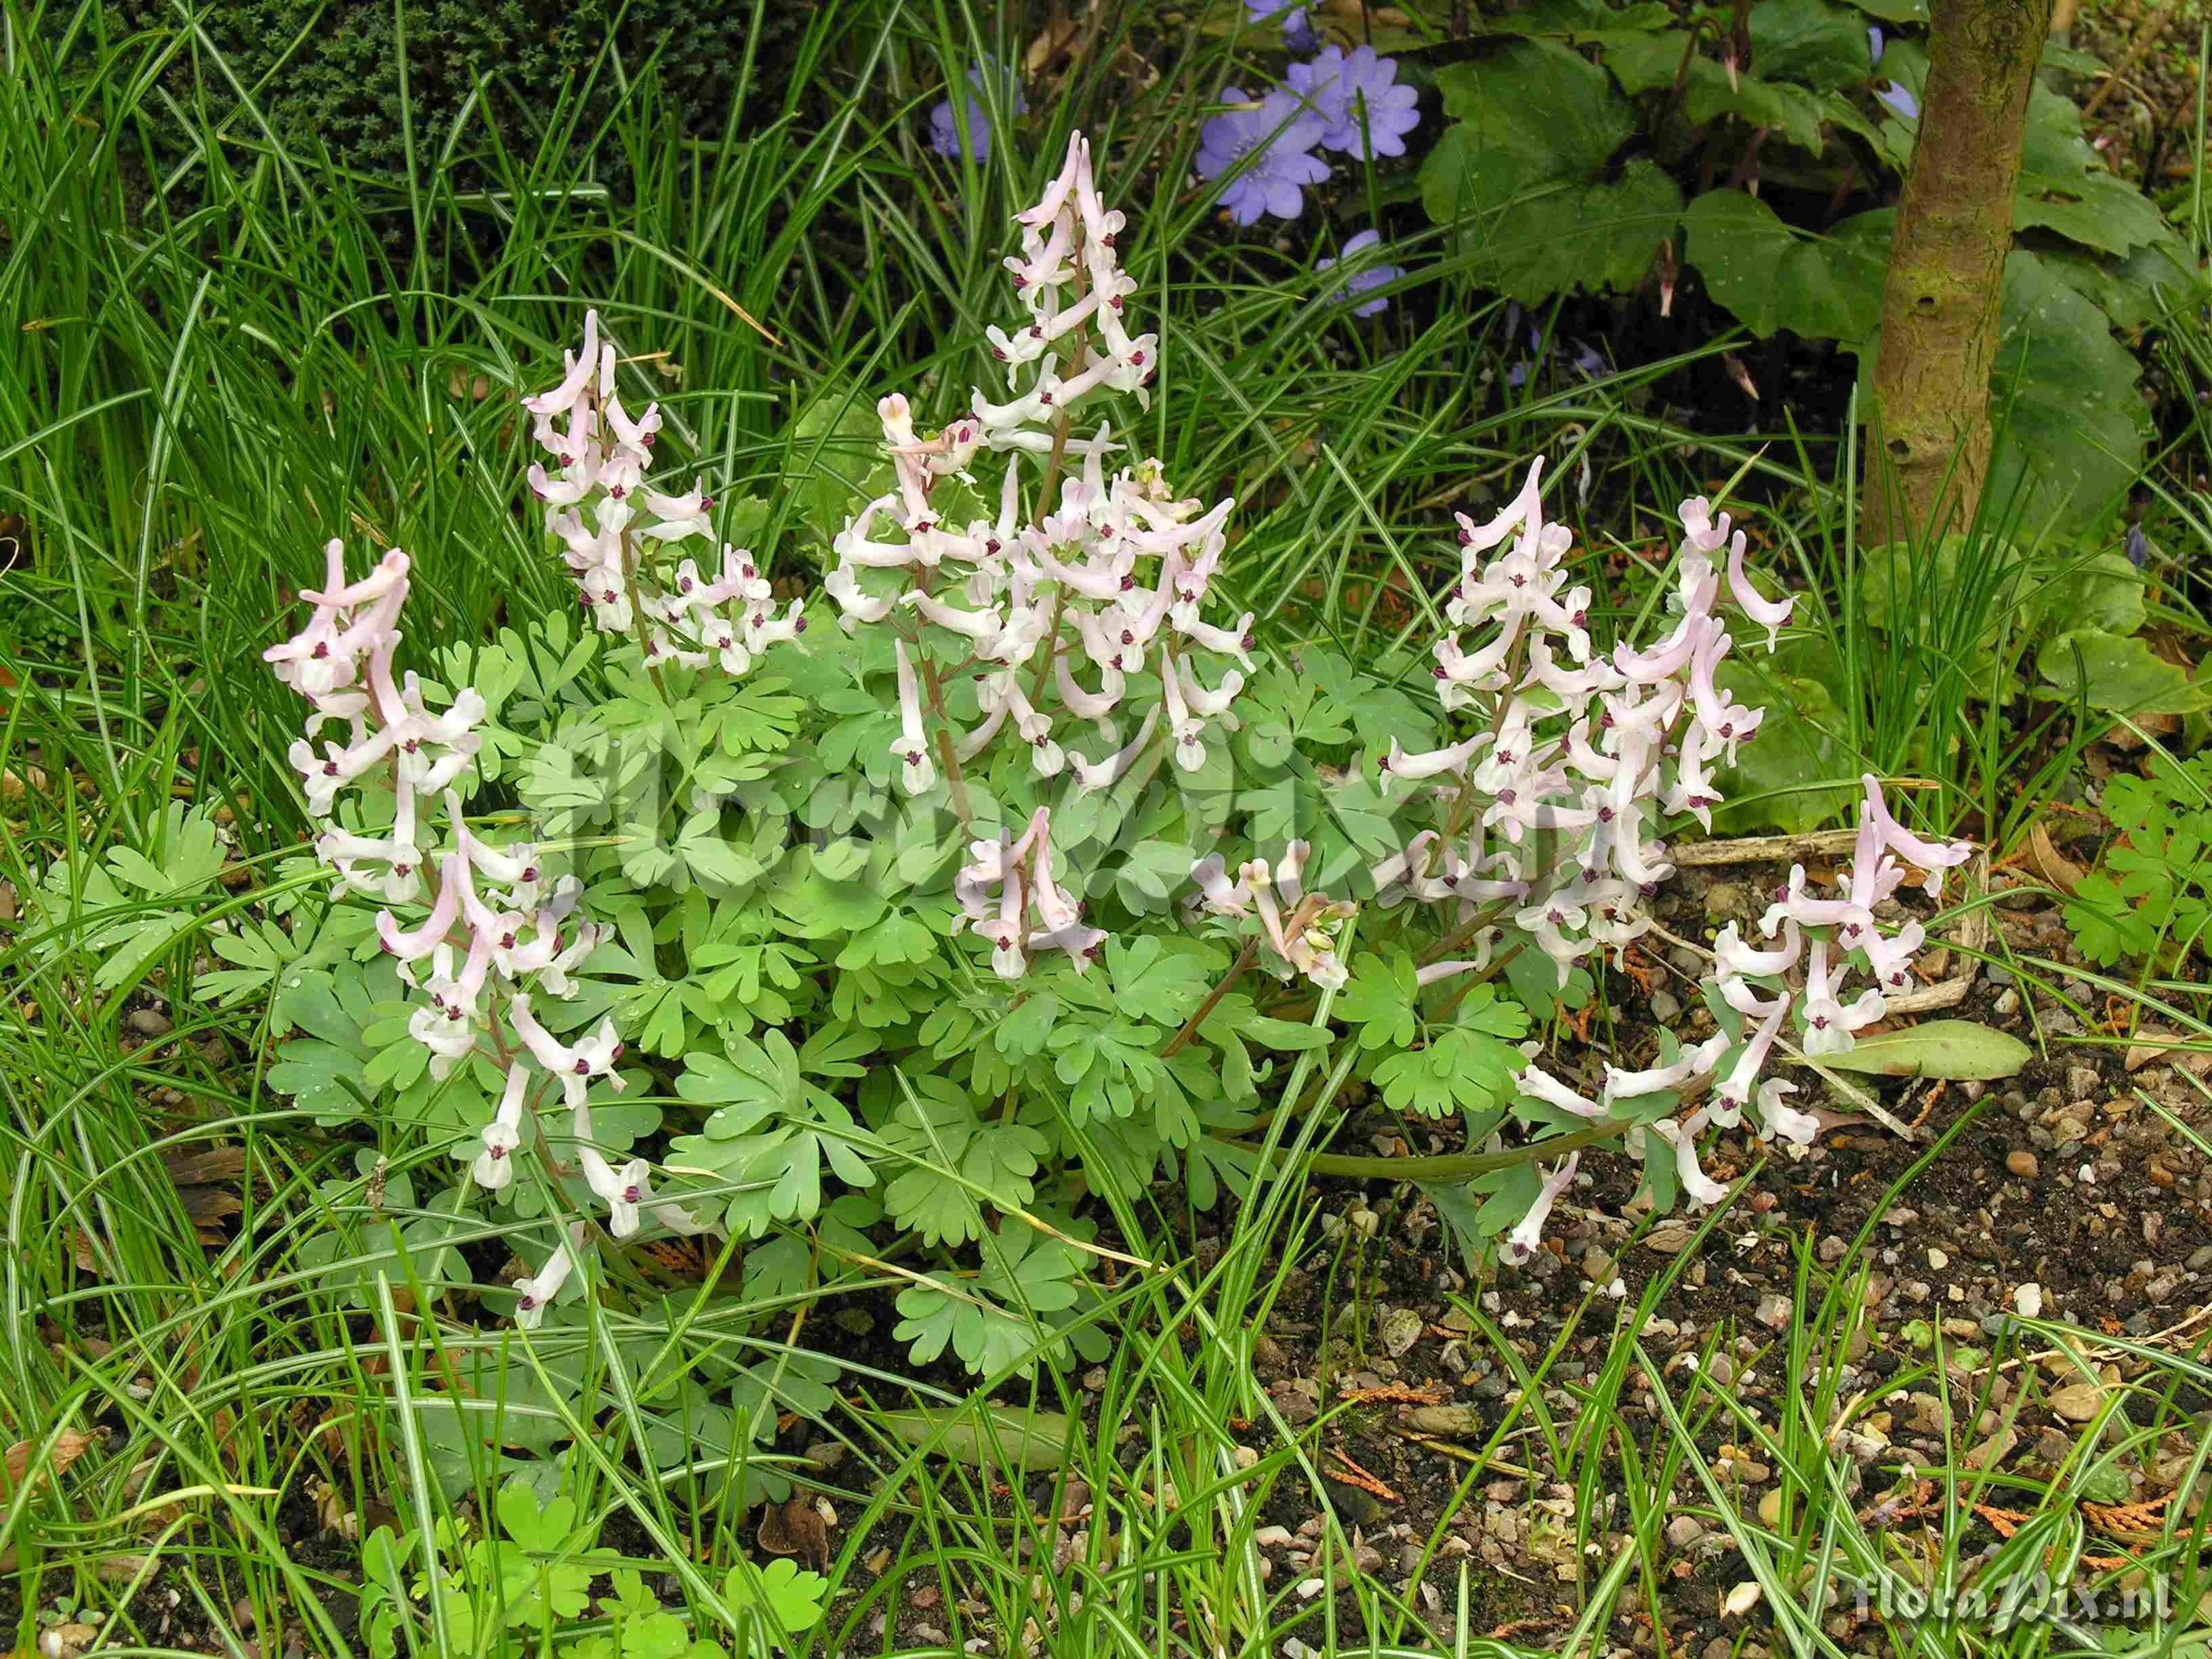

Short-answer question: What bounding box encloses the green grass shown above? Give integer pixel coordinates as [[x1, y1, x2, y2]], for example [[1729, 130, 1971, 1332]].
[[3, 1, 2208, 1655]]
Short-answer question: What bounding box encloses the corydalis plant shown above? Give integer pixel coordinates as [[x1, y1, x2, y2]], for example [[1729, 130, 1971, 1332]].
[[265, 539, 697, 1319], [825, 133, 1253, 821], [1360, 467, 1974, 1252]]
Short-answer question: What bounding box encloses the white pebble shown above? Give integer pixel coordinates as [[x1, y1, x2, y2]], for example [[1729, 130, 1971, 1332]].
[[2014, 1282, 2043, 1319]]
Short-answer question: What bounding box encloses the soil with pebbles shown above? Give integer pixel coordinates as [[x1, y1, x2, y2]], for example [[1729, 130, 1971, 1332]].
[[1202, 857, 2212, 1656]]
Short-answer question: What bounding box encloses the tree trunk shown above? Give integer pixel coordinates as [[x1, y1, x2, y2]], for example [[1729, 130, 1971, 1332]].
[[1867, 0, 2054, 546]]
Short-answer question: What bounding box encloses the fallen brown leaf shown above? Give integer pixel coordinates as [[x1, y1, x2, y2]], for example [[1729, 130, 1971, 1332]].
[[757, 1493, 831, 1571], [2018, 820, 2086, 896], [2, 1427, 99, 1495]]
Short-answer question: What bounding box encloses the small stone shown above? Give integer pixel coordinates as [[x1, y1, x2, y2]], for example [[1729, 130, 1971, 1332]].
[[1232, 1445, 1259, 1471], [1723, 1580, 1763, 1618], [1995, 987, 2022, 1017], [1666, 1515, 1705, 1548], [1965, 1427, 2017, 1469], [1698, 884, 1752, 924], [1755, 1294, 1793, 1332], [2187, 1246, 2212, 1272], [127, 1007, 173, 1037], [1817, 1235, 1849, 1265], [2005, 1150, 2040, 1179], [1927, 1248, 1949, 1269], [1649, 989, 1683, 1024], [2014, 1283, 2043, 1319], [1379, 1306, 1425, 1356], [1296, 1578, 1328, 1601], [2066, 1064, 2101, 1099], [2049, 1382, 2105, 1422], [1706, 1353, 1736, 1387], [1582, 1248, 1617, 1285], [1757, 1490, 1784, 1525], [1408, 1405, 1485, 1437]]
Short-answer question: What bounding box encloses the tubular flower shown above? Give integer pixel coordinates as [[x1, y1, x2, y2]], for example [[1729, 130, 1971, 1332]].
[[512, 1222, 588, 1330]]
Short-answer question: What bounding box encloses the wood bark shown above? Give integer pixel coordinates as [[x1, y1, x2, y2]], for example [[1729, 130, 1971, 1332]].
[[1867, 0, 2055, 546]]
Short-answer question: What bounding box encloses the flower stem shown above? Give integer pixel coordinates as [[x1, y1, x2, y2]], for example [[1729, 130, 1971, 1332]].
[[914, 650, 973, 827], [1161, 936, 1261, 1058], [1222, 1115, 1629, 1183]]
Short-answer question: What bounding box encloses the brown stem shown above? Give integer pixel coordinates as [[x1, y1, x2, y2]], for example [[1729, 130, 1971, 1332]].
[[1162, 937, 1263, 1058], [914, 649, 974, 827]]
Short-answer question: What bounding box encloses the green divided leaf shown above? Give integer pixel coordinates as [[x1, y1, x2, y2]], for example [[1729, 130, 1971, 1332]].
[[724, 1557, 829, 1635]]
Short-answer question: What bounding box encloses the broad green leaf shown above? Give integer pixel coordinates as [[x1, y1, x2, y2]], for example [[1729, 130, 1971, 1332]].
[[1682, 192, 1889, 343], [1711, 667, 1857, 834], [874, 1406, 1078, 1472], [1422, 45, 1681, 303], [2014, 83, 2171, 256], [1793, 1019, 2029, 1080], [2039, 628, 2212, 716], [1986, 250, 2154, 535]]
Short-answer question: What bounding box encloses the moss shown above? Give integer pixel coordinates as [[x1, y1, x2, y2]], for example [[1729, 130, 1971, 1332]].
[[98, 0, 804, 191]]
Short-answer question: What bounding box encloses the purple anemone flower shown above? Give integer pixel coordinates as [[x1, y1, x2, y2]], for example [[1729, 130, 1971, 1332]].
[[1317, 229, 1404, 317], [929, 61, 1030, 163], [1867, 24, 1885, 66], [1195, 87, 1331, 225], [1874, 79, 1919, 120], [1286, 45, 1421, 159]]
